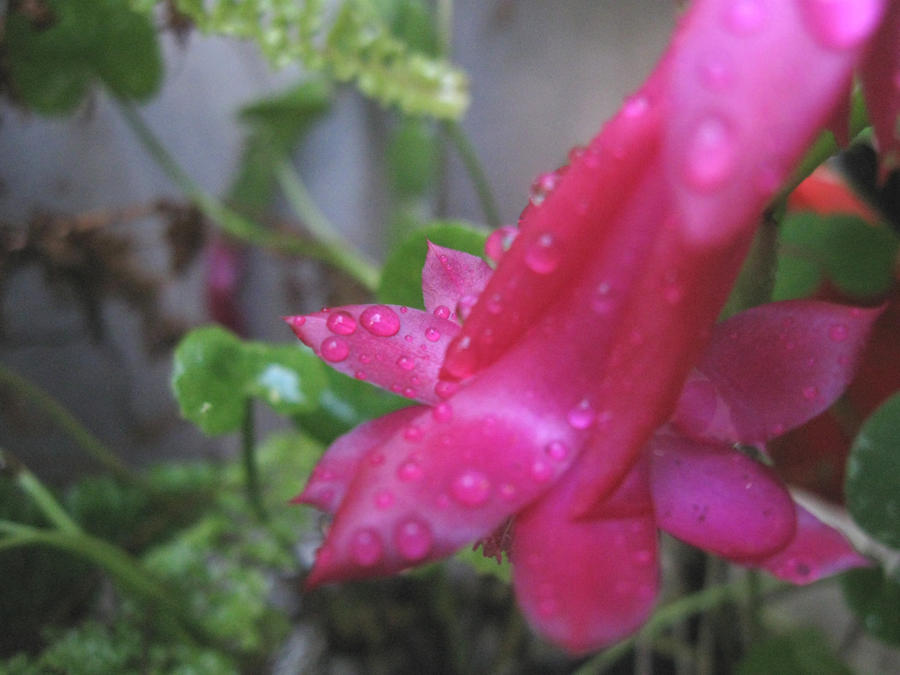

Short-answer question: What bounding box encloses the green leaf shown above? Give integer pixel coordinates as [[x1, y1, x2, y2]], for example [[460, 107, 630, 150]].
[[4, 0, 162, 115], [377, 221, 489, 307], [736, 628, 852, 675], [453, 545, 511, 584], [774, 213, 899, 301], [842, 567, 900, 646], [846, 392, 900, 548], [172, 326, 326, 435]]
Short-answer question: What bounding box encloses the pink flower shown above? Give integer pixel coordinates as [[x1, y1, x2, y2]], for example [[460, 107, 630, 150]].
[[285, 0, 896, 654]]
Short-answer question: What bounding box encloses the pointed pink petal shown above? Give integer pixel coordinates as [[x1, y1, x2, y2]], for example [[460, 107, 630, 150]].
[[306, 386, 586, 587], [650, 433, 796, 558], [672, 301, 881, 444], [422, 242, 493, 320], [285, 306, 459, 404], [738, 505, 870, 584], [293, 406, 425, 513], [665, 0, 886, 246], [861, 0, 900, 173], [512, 464, 659, 654]]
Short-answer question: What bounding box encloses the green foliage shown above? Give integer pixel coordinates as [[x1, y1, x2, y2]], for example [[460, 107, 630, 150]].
[[736, 628, 852, 675], [846, 393, 900, 549], [387, 116, 439, 199], [378, 221, 489, 307], [773, 213, 900, 301], [842, 566, 900, 646], [4, 0, 162, 114], [172, 326, 327, 435], [168, 0, 468, 119]]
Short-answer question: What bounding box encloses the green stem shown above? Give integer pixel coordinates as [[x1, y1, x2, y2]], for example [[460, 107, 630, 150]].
[[573, 576, 789, 675], [442, 121, 501, 227], [437, 0, 454, 57], [1, 448, 82, 533], [241, 399, 266, 521], [274, 160, 380, 289], [118, 103, 378, 291], [0, 362, 137, 483]]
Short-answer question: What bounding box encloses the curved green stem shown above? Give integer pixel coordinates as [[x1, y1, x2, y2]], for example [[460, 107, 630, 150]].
[[275, 160, 380, 289], [241, 399, 266, 521], [442, 121, 501, 227], [1, 448, 82, 533], [0, 363, 137, 483], [118, 103, 379, 291]]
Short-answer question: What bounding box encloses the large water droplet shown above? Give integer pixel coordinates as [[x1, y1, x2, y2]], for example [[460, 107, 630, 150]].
[[435, 380, 459, 399], [451, 469, 491, 506], [828, 323, 848, 342], [360, 305, 401, 337], [683, 115, 738, 192], [397, 460, 423, 481], [485, 225, 518, 263], [395, 518, 433, 561], [432, 402, 453, 423], [326, 310, 357, 335], [397, 355, 416, 371], [529, 171, 559, 206], [567, 399, 597, 430], [320, 336, 350, 362], [456, 295, 478, 321], [723, 0, 768, 35], [403, 425, 423, 441], [525, 233, 562, 274], [622, 95, 649, 118], [433, 305, 451, 320], [425, 327, 441, 342], [350, 529, 383, 566], [799, 0, 883, 49]]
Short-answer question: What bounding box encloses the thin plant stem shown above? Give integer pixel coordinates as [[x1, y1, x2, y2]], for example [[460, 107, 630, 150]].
[[241, 399, 266, 521], [274, 160, 380, 289], [442, 121, 502, 227], [1, 448, 82, 534], [0, 362, 137, 483], [437, 0, 454, 56], [118, 103, 379, 291]]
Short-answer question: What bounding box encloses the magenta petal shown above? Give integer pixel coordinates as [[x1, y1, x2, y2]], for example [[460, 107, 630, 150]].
[[422, 242, 493, 320], [285, 306, 459, 404], [650, 433, 796, 558], [512, 466, 659, 654], [739, 505, 870, 584], [672, 301, 881, 444], [665, 0, 886, 246], [306, 392, 585, 587], [861, 0, 900, 172], [293, 406, 425, 513]]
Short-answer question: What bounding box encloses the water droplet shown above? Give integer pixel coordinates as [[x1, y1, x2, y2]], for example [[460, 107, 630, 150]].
[[397, 460, 423, 481], [622, 95, 649, 118], [525, 233, 562, 274], [425, 327, 441, 342], [723, 0, 768, 35], [375, 491, 395, 509], [369, 452, 386, 466], [360, 305, 401, 337], [486, 293, 503, 314], [451, 470, 491, 506], [634, 549, 653, 565], [350, 529, 383, 566], [684, 115, 738, 192], [326, 310, 357, 335], [485, 225, 518, 262], [545, 440, 569, 461], [828, 323, 848, 342], [403, 425, 423, 441], [359, 353, 372, 364], [529, 171, 559, 206], [530, 460, 553, 482], [402, 386, 416, 398], [802, 385, 819, 401], [320, 336, 350, 362], [435, 381, 459, 399], [432, 403, 453, 422], [799, 0, 882, 49], [697, 52, 735, 91], [567, 399, 597, 430], [499, 483, 517, 501], [433, 305, 451, 320], [395, 518, 433, 561], [397, 355, 416, 371], [354, 370, 367, 380], [591, 281, 615, 314], [456, 295, 478, 321]]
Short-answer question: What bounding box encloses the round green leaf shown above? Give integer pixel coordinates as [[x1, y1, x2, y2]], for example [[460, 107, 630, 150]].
[[377, 220, 488, 307], [244, 343, 326, 416], [842, 567, 900, 646], [846, 392, 900, 548]]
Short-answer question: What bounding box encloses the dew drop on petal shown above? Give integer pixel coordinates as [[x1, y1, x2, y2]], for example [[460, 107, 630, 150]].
[[545, 440, 569, 461], [486, 293, 503, 315], [567, 399, 597, 430], [425, 327, 441, 342], [432, 402, 453, 423], [435, 381, 459, 399], [525, 234, 562, 274], [397, 460, 423, 481], [456, 294, 478, 321], [354, 370, 367, 380], [802, 385, 820, 401], [485, 226, 518, 263], [697, 52, 735, 92], [683, 115, 738, 192], [350, 529, 383, 566], [723, 0, 768, 35], [529, 171, 559, 206], [622, 95, 649, 118], [374, 491, 395, 509], [395, 518, 433, 561], [828, 323, 848, 342], [499, 483, 517, 501], [369, 452, 386, 466], [530, 460, 553, 482], [799, 0, 883, 50], [451, 470, 491, 506], [397, 355, 416, 371], [634, 549, 653, 565], [320, 336, 350, 362], [360, 305, 401, 337], [326, 310, 357, 335], [433, 305, 451, 320], [403, 425, 423, 441], [359, 353, 372, 364]]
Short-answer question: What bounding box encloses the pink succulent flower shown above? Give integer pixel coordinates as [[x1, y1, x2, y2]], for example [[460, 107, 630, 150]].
[[285, 0, 896, 654]]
